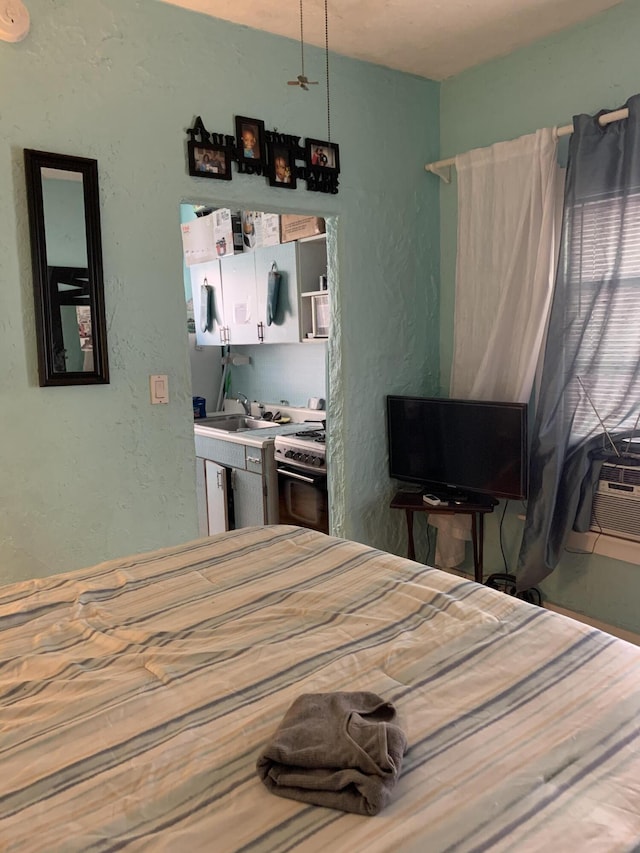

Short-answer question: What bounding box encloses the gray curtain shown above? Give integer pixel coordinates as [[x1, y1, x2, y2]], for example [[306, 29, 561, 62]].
[[517, 94, 640, 591]]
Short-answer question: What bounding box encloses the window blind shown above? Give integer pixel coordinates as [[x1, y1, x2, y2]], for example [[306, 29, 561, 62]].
[[564, 192, 640, 439]]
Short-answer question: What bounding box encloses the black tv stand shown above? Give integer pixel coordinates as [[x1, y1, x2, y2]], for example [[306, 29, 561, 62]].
[[390, 489, 497, 583]]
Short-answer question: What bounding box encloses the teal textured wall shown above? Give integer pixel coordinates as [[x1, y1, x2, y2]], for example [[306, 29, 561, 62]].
[[439, 0, 640, 633], [0, 0, 440, 583], [230, 342, 327, 409]]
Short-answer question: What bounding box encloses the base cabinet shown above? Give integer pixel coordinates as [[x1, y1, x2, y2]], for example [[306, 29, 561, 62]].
[[195, 434, 277, 535], [231, 468, 265, 528], [205, 461, 230, 534], [195, 458, 209, 537]]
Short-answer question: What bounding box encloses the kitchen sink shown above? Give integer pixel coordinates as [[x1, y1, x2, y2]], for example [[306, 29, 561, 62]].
[[195, 415, 274, 432]]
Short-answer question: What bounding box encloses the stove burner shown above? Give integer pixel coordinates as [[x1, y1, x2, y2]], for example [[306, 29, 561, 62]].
[[295, 429, 326, 442]]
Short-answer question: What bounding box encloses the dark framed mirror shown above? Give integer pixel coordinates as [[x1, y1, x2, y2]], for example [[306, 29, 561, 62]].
[[24, 149, 109, 386]]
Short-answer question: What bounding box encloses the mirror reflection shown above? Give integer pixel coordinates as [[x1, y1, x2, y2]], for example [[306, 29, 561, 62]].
[[42, 168, 93, 372], [24, 150, 109, 386]]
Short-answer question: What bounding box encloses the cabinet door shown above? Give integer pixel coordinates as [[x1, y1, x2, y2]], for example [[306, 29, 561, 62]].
[[190, 261, 226, 346], [255, 242, 301, 343], [232, 468, 266, 528], [195, 457, 209, 537], [220, 253, 258, 344], [205, 461, 230, 534]]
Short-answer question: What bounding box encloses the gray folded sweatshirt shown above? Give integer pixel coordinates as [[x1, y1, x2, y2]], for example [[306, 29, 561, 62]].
[[256, 691, 407, 816]]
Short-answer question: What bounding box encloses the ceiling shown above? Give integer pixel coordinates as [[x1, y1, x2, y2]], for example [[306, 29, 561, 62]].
[[158, 0, 622, 80]]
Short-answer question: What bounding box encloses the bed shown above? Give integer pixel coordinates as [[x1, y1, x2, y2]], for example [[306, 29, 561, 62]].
[[1, 524, 639, 851]]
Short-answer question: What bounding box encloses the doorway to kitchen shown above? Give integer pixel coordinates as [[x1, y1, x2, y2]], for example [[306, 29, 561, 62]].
[[179, 203, 337, 539]]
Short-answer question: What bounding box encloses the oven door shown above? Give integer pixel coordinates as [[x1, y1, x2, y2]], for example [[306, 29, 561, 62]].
[[277, 464, 329, 534]]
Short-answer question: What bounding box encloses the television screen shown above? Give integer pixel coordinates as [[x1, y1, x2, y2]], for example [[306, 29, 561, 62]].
[[387, 395, 528, 501]]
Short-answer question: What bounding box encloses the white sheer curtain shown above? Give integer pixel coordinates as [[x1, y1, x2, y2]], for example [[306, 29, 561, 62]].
[[433, 127, 564, 567]]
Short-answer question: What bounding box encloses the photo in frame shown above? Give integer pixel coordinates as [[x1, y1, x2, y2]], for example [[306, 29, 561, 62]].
[[188, 141, 232, 180], [306, 139, 340, 173], [267, 143, 297, 189], [235, 115, 266, 167]]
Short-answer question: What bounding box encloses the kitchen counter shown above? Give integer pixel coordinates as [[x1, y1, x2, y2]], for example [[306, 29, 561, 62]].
[[194, 400, 325, 448], [193, 420, 304, 448], [194, 404, 326, 536]]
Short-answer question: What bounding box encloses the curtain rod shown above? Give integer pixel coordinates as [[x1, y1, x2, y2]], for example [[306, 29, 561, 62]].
[[425, 106, 630, 182]]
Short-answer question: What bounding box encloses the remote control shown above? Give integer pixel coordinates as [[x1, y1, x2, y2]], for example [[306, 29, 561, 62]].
[[423, 494, 441, 506]]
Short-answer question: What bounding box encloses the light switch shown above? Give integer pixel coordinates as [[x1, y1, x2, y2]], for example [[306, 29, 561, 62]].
[[150, 374, 169, 404]]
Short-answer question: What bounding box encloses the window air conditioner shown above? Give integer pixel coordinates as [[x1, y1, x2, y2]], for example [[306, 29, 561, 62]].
[[590, 458, 640, 542]]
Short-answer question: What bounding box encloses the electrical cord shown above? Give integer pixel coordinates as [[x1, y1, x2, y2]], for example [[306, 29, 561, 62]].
[[487, 497, 543, 605], [499, 499, 509, 572], [564, 509, 603, 555]]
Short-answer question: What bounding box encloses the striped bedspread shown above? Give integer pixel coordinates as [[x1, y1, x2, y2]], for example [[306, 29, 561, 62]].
[[1, 525, 639, 851]]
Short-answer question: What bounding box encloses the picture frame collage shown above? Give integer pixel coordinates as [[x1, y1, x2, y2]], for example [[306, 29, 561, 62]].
[[186, 115, 340, 194]]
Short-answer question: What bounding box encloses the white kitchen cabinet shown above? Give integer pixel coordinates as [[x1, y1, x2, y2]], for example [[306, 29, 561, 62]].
[[232, 468, 266, 528], [195, 457, 209, 536], [219, 240, 328, 344], [193, 236, 328, 345], [205, 460, 230, 534], [189, 260, 226, 346], [255, 242, 301, 344], [195, 457, 231, 536], [219, 243, 300, 344], [219, 252, 258, 345], [194, 432, 278, 535]]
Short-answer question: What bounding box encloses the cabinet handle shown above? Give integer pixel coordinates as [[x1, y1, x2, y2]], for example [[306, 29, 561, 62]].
[[257, 322, 264, 343], [216, 469, 224, 489], [246, 455, 261, 464]]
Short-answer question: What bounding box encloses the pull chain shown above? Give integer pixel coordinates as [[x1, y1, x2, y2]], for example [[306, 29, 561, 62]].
[[325, 0, 331, 143], [300, 0, 305, 79]]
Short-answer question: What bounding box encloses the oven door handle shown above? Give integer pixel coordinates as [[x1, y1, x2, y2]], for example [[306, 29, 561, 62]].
[[277, 465, 322, 485]]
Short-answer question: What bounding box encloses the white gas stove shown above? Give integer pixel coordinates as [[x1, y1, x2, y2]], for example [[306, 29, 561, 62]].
[[274, 428, 326, 475]]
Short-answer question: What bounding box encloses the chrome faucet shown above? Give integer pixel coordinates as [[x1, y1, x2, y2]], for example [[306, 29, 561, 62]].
[[236, 392, 251, 415]]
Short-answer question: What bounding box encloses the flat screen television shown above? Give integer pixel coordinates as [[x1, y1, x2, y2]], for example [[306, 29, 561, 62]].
[[387, 395, 528, 501]]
